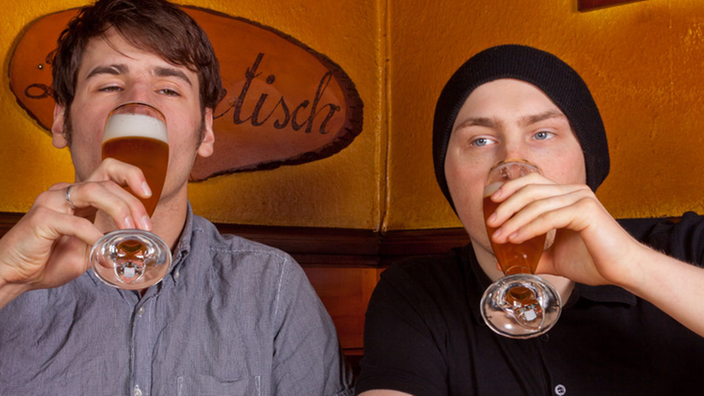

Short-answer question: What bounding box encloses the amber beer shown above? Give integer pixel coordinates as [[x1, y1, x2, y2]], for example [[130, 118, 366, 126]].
[[102, 112, 169, 217], [483, 182, 546, 276]]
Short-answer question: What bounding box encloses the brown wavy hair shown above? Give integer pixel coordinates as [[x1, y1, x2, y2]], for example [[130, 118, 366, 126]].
[[52, 0, 223, 114]]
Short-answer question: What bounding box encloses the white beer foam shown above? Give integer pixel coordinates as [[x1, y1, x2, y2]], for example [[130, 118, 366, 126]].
[[483, 182, 503, 198], [103, 113, 168, 143]]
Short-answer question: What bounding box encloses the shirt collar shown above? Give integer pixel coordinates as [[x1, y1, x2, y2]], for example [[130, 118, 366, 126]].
[[172, 203, 194, 266], [163, 202, 194, 286], [87, 202, 194, 288], [460, 243, 638, 327]]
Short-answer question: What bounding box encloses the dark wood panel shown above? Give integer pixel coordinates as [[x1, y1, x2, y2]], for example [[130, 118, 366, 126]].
[[291, 254, 379, 267], [0, 212, 468, 259], [303, 267, 378, 349], [215, 222, 380, 256], [578, 0, 646, 11], [380, 228, 469, 256], [0, 212, 23, 237]]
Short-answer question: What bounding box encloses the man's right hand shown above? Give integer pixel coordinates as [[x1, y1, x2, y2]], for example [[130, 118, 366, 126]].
[[0, 158, 152, 308]]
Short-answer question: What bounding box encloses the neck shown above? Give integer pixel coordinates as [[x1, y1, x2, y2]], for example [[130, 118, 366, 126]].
[[94, 185, 189, 251], [470, 237, 575, 305]]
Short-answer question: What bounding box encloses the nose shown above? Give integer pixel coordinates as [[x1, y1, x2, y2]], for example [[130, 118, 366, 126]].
[[498, 136, 528, 163], [120, 83, 155, 105]]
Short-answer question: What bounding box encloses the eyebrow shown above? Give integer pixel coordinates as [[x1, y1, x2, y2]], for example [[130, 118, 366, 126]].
[[520, 110, 567, 126], [85, 64, 128, 80], [83, 64, 192, 86], [153, 66, 192, 86], [453, 110, 567, 134], [453, 117, 501, 133]]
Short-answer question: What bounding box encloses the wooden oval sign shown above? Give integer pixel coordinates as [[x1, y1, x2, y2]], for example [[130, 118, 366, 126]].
[[9, 6, 363, 181]]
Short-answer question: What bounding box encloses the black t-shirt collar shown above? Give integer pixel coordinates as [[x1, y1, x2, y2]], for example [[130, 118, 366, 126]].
[[457, 243, 637, 327]]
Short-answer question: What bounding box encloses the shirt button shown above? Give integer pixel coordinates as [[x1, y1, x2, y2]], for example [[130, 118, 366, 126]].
[[555, 384, 566, 395], [540, 333, 551, 342], [133, 385, 143, 396], [174, 270, 180, 279], [137, 307, 145, 316]]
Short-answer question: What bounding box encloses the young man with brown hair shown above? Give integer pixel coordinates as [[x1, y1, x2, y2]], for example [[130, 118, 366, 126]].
[[0, 1, 353, 394]]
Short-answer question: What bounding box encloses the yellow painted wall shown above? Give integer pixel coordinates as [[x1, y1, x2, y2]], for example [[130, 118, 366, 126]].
[[0, 0, 386, 229], [385, 0, 704, 230], [2, 0, 703, 232]]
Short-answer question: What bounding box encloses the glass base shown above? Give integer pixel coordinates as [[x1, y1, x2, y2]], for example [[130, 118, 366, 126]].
[[90, 229, 172, 290], [480, 273, 561, 339]]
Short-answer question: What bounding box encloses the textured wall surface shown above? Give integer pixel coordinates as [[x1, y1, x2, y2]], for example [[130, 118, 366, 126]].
[[2, 0, 703, 231], [385, 0, 704, 230], [0, 0, 385, 229]]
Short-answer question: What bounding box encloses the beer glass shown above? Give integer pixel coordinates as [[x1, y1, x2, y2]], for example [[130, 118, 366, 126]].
[[90, 102, 172, 290], [480, 160, 561, 339]]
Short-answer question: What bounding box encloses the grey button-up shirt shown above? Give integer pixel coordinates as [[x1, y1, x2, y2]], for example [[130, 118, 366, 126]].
[[0, 207, 353, 395]]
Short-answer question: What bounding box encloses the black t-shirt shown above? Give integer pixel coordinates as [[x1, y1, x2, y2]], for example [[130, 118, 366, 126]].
[[356, 213, 704, 396]]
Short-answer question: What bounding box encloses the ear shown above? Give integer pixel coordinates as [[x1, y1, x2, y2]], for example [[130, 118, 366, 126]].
[[51, 103, 68, 149], [196, 107, 215, 158]]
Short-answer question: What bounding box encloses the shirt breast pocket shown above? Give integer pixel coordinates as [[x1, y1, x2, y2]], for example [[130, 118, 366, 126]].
[[177, 374, 261, 396]]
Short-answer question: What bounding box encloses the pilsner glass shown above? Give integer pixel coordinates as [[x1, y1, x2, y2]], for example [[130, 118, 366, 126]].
[[479, 160, 561, 339], [90, 102, 172, 290]]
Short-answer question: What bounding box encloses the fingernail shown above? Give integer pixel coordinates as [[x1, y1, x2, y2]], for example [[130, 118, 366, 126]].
[[142, 182, 152, 197], [124, 216, 135, 229], [141, 215, 152, 231], [492, 228, 502, 238], [487, 213, 497, 224], [508, 231, 519, 240], [492, 188, 503, 199]]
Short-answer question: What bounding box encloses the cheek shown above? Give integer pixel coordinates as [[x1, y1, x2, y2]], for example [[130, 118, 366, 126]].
[[445, 160, 486, 228], [567, 165, 587, 186], [67, 112, 103, 157], [543, 152, 587, 185]]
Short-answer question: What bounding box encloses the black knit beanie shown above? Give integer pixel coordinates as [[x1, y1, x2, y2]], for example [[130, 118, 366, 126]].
[[433, 44, 610, 211]]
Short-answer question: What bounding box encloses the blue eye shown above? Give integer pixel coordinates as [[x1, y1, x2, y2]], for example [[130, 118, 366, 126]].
[[472, 137, 495, 147], [534, 131, 554, 140]]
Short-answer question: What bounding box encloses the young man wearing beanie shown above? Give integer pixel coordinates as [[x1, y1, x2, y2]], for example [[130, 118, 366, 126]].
[[356, 45, 704, 395]]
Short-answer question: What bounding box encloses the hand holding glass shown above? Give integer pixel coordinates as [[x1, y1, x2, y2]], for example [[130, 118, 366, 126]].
[[90, 102, 172, 290], [480, 160, 561, 339]]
